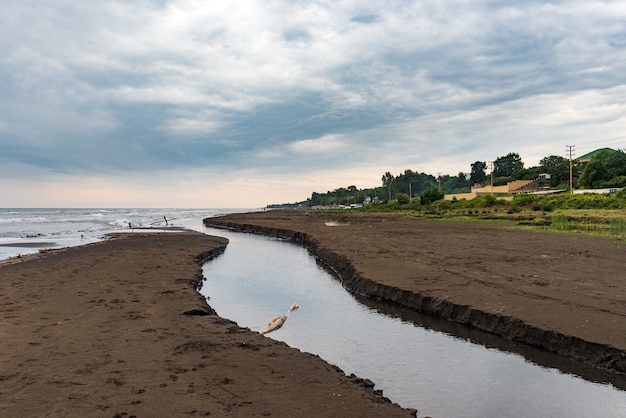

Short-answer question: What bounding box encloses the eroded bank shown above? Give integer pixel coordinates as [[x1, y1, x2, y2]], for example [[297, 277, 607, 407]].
[[203, 210, 626, 375]]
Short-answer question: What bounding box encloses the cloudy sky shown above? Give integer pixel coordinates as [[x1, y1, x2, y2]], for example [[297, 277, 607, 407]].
[[1, 1, 625, 208]]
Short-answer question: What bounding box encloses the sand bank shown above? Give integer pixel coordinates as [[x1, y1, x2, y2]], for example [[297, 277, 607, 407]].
[[0, 231, 414, 417]]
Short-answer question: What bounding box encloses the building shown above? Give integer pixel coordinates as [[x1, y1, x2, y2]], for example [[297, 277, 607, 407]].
[[576, 148, 617, 163]]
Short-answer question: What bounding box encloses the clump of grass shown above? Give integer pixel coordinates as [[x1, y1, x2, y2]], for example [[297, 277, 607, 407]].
[[551, 214, 569, 231], [610, 219, 626, 235]]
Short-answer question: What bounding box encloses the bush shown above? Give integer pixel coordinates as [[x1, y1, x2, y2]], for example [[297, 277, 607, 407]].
[[420, 188, 444, 205], [599, 176, 626, 188], [512, 194, 538, 207], [470, 194, 502, 208], [396, 193, 411, 204]]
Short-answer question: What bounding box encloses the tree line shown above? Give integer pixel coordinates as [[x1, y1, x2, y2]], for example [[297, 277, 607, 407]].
[[299, 149, 626, 207]]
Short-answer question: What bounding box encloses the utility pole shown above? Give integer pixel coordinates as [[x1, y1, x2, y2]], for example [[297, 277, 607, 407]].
[[566, 145, 575, 194], [488, 161, 494, 191], [408, 177, 416, 199], [437, 172, 442, 192]]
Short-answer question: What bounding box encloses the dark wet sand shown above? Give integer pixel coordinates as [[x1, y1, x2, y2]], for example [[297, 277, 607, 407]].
[[0, 231, 414, 417]]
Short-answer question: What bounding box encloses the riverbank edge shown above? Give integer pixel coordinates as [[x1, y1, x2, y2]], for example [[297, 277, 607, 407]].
[[145, 232, 419, 416], [0, 231, 417, 417], [203, 218, 626, 376]]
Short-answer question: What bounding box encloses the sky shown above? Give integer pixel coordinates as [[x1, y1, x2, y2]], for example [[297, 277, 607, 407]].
[[1, 1, 625, 208]]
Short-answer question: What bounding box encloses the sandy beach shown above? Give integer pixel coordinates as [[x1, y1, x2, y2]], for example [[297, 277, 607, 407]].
[[0, 231, 414, 417], [204, 210, 626, 375]]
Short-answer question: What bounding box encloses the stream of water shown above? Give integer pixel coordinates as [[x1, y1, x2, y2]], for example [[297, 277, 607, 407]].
[[199, 226, 626, 418]]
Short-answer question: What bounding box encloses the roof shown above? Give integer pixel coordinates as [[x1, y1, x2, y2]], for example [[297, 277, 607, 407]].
[[576, 147, 617, 162]]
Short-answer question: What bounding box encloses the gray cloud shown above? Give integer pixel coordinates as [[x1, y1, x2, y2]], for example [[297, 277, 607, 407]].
[[1, 0, 625, 205]]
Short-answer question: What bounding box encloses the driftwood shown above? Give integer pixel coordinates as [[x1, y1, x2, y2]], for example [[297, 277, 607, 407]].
[[259, 303, 299, 335]]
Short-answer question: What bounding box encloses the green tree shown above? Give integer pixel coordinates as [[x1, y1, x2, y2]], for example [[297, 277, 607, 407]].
[[401, 169, 418, 198], [455, 172, 469, 190], [470, 161, 487, 184], [578, 150, 626, 188], [539, 155, 570, 179], [605, 149, 626, 177], [310, 192, 321, 206], [511, 166, 541, 181], [347, 185, 358, 203], [536, 154, 572, 187], [420, 187, 444, 205], [396, 193, 410, 204], [440, 173, 470, 194], [578, 151, 611, 188], [493, 153, 524, 177], [396, 169, 438, 197], [382, 172, 394, 201]]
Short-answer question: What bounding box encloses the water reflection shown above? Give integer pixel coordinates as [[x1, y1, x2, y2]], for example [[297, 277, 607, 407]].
[[200, 226, 626, 418], [354, 293, 626, 392]]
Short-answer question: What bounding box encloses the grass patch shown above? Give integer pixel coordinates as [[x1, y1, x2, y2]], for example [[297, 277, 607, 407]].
[[548, 213, 626, 236], [342, 192, 626, 237], [550, 214, 569, 232], [610, 219, 626, 235]]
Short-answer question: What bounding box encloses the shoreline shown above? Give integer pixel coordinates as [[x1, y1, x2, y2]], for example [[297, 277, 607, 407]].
[[203, 210, 626, 376], [0, 231, 414, 417], [0, 227, 193, 266]]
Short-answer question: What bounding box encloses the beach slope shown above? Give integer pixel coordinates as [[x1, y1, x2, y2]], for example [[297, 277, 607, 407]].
[[0, 232, 413, 417]]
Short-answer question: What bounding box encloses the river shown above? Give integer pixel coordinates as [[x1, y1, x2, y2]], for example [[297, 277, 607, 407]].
[[198, 226, 626, 418]]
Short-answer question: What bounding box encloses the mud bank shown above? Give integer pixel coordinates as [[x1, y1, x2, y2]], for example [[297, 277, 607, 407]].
[[203, 212, 626, 375]]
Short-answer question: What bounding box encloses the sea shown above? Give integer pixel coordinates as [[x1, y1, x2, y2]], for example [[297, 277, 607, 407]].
[[0, 208, 253, 262]]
